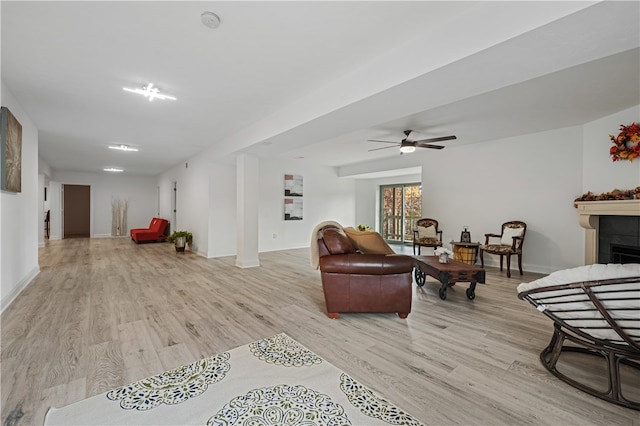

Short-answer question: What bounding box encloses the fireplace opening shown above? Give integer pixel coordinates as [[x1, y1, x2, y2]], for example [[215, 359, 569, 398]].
[[610, 244, 640, 264]]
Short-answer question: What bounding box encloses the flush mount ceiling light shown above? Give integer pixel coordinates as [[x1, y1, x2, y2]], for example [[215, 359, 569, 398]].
[[201, 11, 221, 29], [123, 83, 176, 101], [104, 168, 123, 172], [109, 144, 138, 152]]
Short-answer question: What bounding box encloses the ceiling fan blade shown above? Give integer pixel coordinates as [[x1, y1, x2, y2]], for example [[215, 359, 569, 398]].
[[413, 135, 457, 144], [367, 139, 399, 144], [415, 143, 445, 149], [368, 144, 399, 152]]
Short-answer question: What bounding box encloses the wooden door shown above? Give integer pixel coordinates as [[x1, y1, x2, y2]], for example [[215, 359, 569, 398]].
[[63, 184, 90, 238]]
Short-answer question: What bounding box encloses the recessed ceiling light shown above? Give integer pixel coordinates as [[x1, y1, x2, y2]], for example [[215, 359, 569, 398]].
[[201, 11, 221, 29], [109, 144, 138, 152], [104, 168, 123, 172], [123, 83, 176, 101]]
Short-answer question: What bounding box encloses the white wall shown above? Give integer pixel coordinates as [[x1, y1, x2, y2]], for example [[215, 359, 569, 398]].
[[51, 170, 157, 237], [157, 153, 357, 258], [38, 173, 45, 246], [421, 126, 584, 273], [582, 105, 640, 193], [355, 173, 421, 232], [156, 157, 211, 256], [208, 162, 237, 258], [258, 159, 356, 252], [1, 84, 40, 311]]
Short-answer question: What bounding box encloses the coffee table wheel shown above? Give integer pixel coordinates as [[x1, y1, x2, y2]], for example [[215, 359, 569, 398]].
[[439, 288, 447, 300], [466, 288, 475, 300], [414, 268, 426, 287]]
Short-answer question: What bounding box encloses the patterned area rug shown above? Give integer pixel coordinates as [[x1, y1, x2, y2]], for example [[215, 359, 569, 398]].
[[45, 333, 423, 425]]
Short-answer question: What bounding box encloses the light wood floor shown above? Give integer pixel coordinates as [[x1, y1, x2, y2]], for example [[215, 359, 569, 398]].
[[1, 238, 638, 425]]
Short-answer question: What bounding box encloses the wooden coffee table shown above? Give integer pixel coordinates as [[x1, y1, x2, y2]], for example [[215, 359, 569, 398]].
[[413, 255, 485, 300]]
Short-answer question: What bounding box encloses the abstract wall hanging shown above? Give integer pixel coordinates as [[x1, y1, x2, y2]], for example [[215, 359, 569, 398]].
[[1, 106, 22, 192], [284, 198, 303, 220], [284, 174, 303, 196]]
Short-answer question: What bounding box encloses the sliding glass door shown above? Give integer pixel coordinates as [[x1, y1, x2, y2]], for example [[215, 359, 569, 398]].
[[380, 183, 422, 244]]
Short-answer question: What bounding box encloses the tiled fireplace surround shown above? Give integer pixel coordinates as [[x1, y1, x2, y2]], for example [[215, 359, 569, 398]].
[[575, 200, 640, 264]]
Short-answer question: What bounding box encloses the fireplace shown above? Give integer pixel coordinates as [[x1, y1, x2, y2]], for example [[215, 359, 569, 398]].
[[598, 215, 640, 263], [610, 244, 640, 263], [575, 199, 640, 264]]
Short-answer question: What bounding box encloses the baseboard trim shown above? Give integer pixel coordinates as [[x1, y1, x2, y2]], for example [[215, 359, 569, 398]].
[[235, 258, 260, 268], [1, 266, 40, 313]]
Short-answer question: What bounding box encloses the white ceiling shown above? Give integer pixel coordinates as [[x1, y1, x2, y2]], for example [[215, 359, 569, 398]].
[[2, 1, 639, 176]]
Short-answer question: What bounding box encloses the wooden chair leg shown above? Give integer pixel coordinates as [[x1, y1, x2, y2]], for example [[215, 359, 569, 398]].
[[506, 255, 512, 278], [480, 249, 485, 268], [518, 254, 523, 275], [499, 255, 504, 271]]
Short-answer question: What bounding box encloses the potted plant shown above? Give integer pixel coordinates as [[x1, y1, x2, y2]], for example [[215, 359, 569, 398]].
[[167, 230, 193, 252]]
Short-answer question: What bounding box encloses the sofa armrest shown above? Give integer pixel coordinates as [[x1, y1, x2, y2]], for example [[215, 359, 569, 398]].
[[319, 254, 413, 275]]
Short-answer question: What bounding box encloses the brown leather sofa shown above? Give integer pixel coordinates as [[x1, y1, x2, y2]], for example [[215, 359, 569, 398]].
[[316, 225, 414, 319]]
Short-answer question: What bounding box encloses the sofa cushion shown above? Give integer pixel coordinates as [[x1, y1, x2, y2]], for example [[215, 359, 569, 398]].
[[322, 229, 355, 255]]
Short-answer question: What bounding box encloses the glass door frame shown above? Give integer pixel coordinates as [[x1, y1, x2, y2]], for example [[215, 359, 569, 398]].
[[379, 182, 422, 245]]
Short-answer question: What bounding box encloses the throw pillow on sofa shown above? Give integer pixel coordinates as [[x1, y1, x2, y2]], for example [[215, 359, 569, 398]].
[[343, 227, 394, 255], [322, 229, 355, 255]]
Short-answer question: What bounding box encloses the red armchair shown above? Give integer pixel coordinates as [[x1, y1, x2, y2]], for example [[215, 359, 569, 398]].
[[130, 217, 169, 244]]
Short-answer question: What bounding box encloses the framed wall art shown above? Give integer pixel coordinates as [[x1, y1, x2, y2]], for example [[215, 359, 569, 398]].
[[1, 106, 22, 192], [284, 198, 303, 220], [284, 174, 303, 197]]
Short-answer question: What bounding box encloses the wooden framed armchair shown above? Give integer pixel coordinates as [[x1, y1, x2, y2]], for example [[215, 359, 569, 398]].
[[413, 218, 443, 255], [479, 221, 526, 277]]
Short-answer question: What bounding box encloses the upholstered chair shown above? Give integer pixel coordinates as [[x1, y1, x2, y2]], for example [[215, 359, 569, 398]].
[[479, 221, 527, 277], [412, 218, 443, 255]]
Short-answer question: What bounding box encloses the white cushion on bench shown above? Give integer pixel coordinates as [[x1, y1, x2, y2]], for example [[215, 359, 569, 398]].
[[517, 264, 640, 293], [517, 264, 640, 343]]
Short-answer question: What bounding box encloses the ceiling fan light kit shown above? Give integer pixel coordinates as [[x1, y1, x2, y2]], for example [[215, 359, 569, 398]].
[[368, 129, 456, 154]]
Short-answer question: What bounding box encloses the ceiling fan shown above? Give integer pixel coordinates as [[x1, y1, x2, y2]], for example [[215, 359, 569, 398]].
[[368, 130, 456, 154]]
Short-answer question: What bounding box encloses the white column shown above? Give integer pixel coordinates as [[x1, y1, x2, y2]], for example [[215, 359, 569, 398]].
[[236, 154, 260, 268]]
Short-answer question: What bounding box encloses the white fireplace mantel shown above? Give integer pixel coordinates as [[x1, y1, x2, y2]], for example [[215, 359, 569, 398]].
[[575, 199, 640, 264]]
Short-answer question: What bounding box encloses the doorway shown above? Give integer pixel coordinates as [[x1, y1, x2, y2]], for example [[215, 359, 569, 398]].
[[380, 183, 422, 244], [171, 181, 177, 233], [63, 184, 90, 238]]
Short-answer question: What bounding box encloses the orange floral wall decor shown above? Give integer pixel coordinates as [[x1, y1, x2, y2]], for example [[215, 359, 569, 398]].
[[610, 122, 640, 162]]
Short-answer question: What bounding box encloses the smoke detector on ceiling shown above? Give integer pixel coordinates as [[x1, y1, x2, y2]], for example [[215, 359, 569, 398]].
[[201, 12, 221, 29]]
